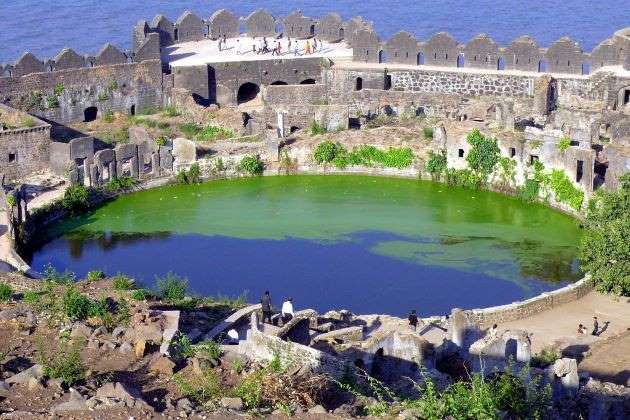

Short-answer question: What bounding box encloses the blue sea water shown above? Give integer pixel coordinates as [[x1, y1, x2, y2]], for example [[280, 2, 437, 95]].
[[1, 0, 629, 64]]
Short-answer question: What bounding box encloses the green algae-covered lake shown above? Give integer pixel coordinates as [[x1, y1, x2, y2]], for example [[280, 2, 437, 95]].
[[30, 175, 583, 315]]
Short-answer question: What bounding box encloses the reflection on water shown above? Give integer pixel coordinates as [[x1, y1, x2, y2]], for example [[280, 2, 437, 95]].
[[29, 176, 583, 316]]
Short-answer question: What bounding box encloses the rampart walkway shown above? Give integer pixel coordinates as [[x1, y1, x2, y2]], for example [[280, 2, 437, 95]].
[[164, 37, 352, 67]]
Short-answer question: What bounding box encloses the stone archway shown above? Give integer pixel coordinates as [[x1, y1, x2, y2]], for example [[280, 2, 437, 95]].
[[237, 82, 260, 105], [84, 106, 98, 122]]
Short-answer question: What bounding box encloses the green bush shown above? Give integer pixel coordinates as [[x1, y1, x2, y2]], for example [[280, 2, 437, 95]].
[[156, 272, 188, 302], [558, 136, 572, 153], [0, 283, 13, 302], [105, 175, 137, 192], [46, 96, 59, 109], [579, 174, 630, 295], [86, 270, 105, 282], [337, 145, 415, 169], [61, 184, 90, 214], [178, 122, 201, 138], [445, 168, 484, 190], [309, 120, 327, 136], [531, 348, 559, 368], [131, 288, 151, 301], [518, 179, 541, 202], [62, 287, 92, 321], [548, 169, 584, 210], [498, 157, 517, 188], [466, 129, 500, 178], [156, 136, 168, 146], [103, 110, 115, 123], [423, 127, 434, 139], [196, 340, 222, 360], [43, 264, 76, 284], [195, 125, 234, 142], [112, 274, 135, 290], [163, 106, 180, 117], [176, 163, 202, 184], [238, 155, 264, 176], [313, 141, 339, 164], [174, 369, 224, 406], [40, 342, 86, 386], [54, 83, 65, 96], [425, 151, 447, 180]]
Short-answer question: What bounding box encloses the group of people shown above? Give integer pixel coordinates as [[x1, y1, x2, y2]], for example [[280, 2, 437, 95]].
[[578, 316, 607, 336], [224, 36, 322, 57], [260, 290, 294, 325]]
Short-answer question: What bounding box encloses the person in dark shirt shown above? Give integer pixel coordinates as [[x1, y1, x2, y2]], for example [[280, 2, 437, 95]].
[[261, 291, 272, 324], [408, 310, 418, 331], [592, 316, 599, 336]]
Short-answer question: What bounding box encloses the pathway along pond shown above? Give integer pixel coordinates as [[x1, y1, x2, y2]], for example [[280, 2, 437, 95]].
[[29, 175, 583, 316]]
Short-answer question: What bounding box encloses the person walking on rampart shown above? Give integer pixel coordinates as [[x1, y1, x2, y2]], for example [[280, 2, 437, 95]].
[[288, 38, 292, 53], [313, 37, 318, 52], [261, 291, 273, 324], [305, 40, 312, 55], [408, 310, 418, 332], [294, 41, 300, 56]]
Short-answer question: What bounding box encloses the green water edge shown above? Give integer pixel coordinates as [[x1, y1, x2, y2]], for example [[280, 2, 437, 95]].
[[43, 175, 584, 295]]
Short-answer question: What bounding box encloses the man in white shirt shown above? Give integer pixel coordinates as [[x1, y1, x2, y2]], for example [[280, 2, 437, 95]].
[[281, 297, 294, 323]]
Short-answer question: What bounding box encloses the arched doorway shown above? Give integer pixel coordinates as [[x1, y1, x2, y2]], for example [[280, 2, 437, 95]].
[[84, 106, 98, 122], [237, 82, 260, 105], [497, 57, 505, 70], [300, 79, 316, 84], [355, 77, 363, 91], [270, 81, 288, 85], [457, 54, 465, 68], [130, 104, 136, 115], [538, 59, 547, 73], [310, 25, 316, 36], [417, 52, 425, 65], [378, 50, 386, 63]]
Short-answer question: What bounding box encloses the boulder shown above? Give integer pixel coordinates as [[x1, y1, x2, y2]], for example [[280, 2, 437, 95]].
[[159, 310, 181, 355], [554, 358, 578, 377], [220, 397, 244, 410], [119, 342, 133, 354], [0, 381, 10, 397], [134, 339, 146, 358], [172, 138, 197, 167], [53, 388, 88, 412], [149, 355, 175, 375], [308, 404, 327, 414], [112, 326, 127, 340], [91, 326, 107, 338], [70, 323, 93, 339], [6, 364, 44, 384], [96, 382, 149, 408]]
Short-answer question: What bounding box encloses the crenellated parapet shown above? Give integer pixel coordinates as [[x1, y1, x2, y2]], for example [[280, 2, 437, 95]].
[[2, 8, 630, 81]]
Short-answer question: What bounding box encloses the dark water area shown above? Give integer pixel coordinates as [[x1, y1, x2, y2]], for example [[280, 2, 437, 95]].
[[2, 0, 629, 63], [29, 176, 583, 316]]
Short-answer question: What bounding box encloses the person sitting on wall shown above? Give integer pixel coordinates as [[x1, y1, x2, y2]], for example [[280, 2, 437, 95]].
[[281, 297, 294, 323], [577, 324, 588, 335], [487, 324, 499, 339], [408, 310, 418, 331], [261, 290, 273, 324]]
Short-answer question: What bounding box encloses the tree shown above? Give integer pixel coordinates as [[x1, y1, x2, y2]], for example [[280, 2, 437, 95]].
[[579, 174, 630, 295]]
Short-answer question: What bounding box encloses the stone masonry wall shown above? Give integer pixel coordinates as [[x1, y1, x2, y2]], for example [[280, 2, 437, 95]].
[[467, 277, 592, 326], [390, 69, 534, 97], [0, 60, 164, 124], [0, 125, 50, 181], [263, 84, 327, 106]]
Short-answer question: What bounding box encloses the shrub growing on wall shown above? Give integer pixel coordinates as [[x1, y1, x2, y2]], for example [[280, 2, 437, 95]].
[[466, 129, 500, 178], [548, 169, 584, 211], [239, 155, 264, 176], [313, 141, 339, 164], [425, 151, 447, 180], [61, 184, 90, 214], [579, 174, 630, 295]]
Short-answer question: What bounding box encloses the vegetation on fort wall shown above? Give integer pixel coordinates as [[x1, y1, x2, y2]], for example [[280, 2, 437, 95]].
[[313, 141, 414, 170], [558, 136, 571, 153], [425, 151, 448, 181], [238, 155, 264, 176], [465, 129, 500, 179], [61, 184, 90, 214], [547, 169, 584, 211], [177, 163, 202, 184], [579, 174, 630, 295]]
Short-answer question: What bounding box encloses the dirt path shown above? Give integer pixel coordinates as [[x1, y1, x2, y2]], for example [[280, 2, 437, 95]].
[[499, 291, 630, 384]]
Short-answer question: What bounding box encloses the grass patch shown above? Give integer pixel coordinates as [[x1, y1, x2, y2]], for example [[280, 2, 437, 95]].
[[156, 272, 188, 302], [0, 283, 13, 302]]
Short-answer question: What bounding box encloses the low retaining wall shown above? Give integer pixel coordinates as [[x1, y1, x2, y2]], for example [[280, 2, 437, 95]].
[[466, 276, 593, 326]]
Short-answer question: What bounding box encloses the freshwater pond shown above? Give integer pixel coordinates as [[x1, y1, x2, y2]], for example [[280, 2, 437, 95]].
[[29, 175, 583, 316]]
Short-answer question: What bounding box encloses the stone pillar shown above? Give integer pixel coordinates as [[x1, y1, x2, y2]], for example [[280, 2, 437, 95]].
[[130, 156, 139, 179], [90, 165, 99, 187], [266, 136, 279, 162], [449, 308, 466, 348], [151, 152, 160, 177], [108, 161, 117, 180], [433, 123, 447, 150], [534, 75, 556, 116]]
